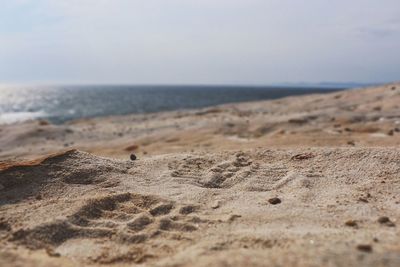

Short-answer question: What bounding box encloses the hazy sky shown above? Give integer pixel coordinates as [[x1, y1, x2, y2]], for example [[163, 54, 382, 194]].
[[0, 0, 399, 84]]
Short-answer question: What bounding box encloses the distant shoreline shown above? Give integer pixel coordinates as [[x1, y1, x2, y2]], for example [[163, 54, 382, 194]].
[[0, 85, 344, 125]]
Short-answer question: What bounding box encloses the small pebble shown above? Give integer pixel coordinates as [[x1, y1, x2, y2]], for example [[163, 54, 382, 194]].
[[46, 248, 61, 257], [357, 244, 372, 253], [345, 220, 358, 228], [268, 197, 281, 205], [358, 197, 368, 203], [211, 201, 220, 209], [377, 216, 395, 227], [378, 216, 390, 223], [291, 153, 314, 160], [130, 154, 137, 161], [228, 214, 242, 222], [347, 140, 355, 146]]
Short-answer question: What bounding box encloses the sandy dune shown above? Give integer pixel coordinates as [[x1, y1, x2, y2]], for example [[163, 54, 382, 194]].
[[0, 83, 399, 266]]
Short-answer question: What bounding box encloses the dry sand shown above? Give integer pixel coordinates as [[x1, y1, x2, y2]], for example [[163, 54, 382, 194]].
[[0, 83, 399, 266]]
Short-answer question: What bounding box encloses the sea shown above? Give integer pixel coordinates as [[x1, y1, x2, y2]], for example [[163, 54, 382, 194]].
[[0, 85, 343, 124]]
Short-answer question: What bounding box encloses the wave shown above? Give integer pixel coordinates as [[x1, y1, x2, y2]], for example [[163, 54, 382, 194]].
[[0, 111, 47, 125]]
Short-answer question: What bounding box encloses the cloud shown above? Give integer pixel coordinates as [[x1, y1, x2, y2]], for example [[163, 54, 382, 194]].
[[357, 19, 400, 39], [0, 0, 399, 84]]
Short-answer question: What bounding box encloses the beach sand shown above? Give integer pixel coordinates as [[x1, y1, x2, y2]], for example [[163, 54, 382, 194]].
[[0, 83, 399, 266]]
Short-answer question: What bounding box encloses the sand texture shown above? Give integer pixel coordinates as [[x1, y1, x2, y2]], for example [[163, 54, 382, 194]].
[[0, 83, 399, 266]]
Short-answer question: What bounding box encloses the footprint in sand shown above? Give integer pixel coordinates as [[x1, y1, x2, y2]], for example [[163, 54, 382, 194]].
[[170, 152, 255, 188], [9, 193, 204, 264]]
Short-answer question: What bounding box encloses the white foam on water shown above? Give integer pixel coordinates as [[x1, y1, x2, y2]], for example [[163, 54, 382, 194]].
[[0, 111, 47, 124]]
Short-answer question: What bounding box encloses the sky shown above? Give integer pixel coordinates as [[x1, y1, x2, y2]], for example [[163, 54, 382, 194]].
[[0, 0, 399, 85]]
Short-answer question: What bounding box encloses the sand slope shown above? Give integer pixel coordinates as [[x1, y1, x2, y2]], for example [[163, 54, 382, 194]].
[[1, 148, 399, 266]]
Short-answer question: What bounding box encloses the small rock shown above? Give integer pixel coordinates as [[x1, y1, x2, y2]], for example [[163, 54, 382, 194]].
[[291, 153, 314, 160], [130, 154, 137, 161], [377, 216, 395, 227], [358, 197, 368, 203], [347, 140, 355, 146], [345, 220, 358, 228], [387, 130, 394, 136], [378, 216, 390, 223], [211, 201, 220, 209], [46, 248, 61, 257], [268, 197, 281, 205], [357, 244, 372, 253], [228, 214, 242, 222]]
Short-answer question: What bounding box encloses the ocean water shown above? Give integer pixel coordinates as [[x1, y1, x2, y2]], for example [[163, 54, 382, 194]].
[[0, 85, 342, 124]]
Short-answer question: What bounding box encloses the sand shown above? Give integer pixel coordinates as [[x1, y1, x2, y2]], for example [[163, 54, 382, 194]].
[[0, 83, 399, 266]]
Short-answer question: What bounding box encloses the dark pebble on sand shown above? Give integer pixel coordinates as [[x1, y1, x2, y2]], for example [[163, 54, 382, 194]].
[[130, 154, 137, 161], [347, 140, 355, 146], [378, 216, 395, 227], [291, 153, 314, 160], [46, 248, 61, 257], [345, 220, 358, 228], [378, 216, 390, 223], [357, 244, 372, 253], [268, 197, 281, 205]]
